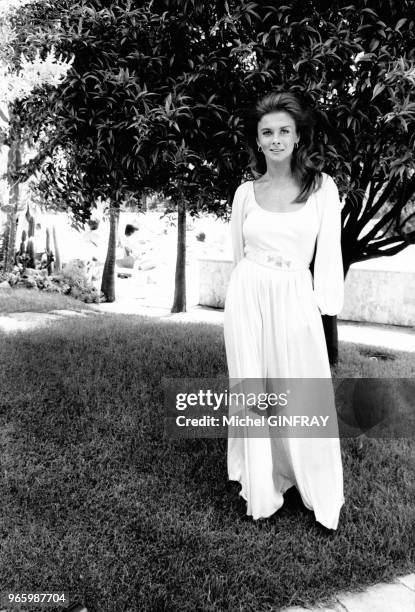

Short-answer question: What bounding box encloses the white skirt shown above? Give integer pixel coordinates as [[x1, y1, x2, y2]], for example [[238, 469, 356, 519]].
[[223, 257, 344, 530]]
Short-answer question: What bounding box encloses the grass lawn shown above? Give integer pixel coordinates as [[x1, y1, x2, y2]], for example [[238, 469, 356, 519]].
[[0, 315, 414, 612], [0, 287, 94, 313]]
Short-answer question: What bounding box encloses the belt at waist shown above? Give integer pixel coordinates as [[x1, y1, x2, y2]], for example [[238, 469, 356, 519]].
[[244, 248, 309, 272]]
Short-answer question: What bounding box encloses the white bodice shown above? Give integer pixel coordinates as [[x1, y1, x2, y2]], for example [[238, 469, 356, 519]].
[[243, 181, 320, 268]]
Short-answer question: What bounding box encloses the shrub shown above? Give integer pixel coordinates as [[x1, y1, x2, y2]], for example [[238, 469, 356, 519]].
[[52, 259, 103, 302], [1, 259, 104, 303]]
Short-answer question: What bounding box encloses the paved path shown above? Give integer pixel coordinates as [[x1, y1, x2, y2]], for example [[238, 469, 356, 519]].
[[281, 572, 415, 611], [95, 301, 415, 352], [0, 308, 104, 333], [0, 304, 414, 354]]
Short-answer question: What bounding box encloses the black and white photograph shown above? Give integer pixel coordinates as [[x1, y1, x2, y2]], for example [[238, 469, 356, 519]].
[[0, 1, 414, 611]]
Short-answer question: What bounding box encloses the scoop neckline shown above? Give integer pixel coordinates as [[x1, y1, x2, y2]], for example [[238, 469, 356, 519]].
[[251, 180, 312, 214]]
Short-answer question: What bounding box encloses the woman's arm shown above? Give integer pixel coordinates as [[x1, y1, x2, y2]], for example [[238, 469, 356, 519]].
[[313, 174, 344, 316], [230, 182, 250, 269]]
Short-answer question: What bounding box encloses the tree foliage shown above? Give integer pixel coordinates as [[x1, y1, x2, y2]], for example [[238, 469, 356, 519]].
[[0, 0, 73, 271], [15, 0, 415, 298]]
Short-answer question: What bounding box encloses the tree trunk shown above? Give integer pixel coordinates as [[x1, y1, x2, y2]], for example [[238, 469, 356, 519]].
[[101, 205, 119, 302], [309, 246, 341, 367], [322, 315, 338, 366], [321, 259, 355, 367], [0, 224, 9, 268], [5, 134, 22, 272], [171, 198, 186, 313], [141, 192, 147, 212], [52, 225, 61, 272]]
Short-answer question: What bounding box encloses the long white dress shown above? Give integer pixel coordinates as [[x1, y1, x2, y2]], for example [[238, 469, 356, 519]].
[[223, 173, 345, 530]]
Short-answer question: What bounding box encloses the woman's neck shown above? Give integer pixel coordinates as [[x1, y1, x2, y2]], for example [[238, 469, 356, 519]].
[[263, 162, 293, 183]]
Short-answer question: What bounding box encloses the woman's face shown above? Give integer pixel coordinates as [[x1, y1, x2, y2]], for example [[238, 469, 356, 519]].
[[256, 111, 299, 166]]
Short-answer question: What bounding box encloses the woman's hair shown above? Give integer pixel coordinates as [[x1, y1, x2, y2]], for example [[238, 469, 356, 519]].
[[245, 90, 322, 202]]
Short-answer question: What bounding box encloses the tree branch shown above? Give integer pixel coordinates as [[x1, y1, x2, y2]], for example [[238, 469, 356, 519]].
[[0, 134, 64, 183], [355, 176, 400, 235], [358, 198, 405, 247], [359, 240, 409, 261]]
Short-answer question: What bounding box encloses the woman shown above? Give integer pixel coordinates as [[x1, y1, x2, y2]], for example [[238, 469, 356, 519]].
[[223, 91, 344, 530]]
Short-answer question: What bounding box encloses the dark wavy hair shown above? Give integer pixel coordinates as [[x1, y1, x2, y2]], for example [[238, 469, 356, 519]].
[[245, 90, 322, 202]]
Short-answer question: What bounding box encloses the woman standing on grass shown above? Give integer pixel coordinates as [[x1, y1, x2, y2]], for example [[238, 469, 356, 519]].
[[223, 90, 345, 530]]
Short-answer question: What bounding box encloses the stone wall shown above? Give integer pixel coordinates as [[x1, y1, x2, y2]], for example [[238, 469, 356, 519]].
[[340, 268, 414, 326], [198, 257, 414, 326]]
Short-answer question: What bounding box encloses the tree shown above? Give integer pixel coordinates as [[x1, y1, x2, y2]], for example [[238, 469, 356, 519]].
[[12, 1, 158, 300], [124, 0, 415, 336], [210, 0, 415, 362], [0, 0, 73, 272], [19, 1, 240, 304]]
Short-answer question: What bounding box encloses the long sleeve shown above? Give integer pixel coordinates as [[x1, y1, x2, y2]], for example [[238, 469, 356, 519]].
[[230, 182, 250, 269], [313, 174, 344, 316]]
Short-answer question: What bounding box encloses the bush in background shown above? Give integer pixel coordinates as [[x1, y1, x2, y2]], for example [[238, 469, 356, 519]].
[[0, 258, 104, 303]]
